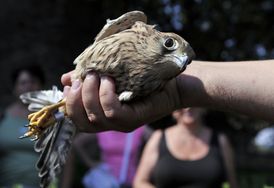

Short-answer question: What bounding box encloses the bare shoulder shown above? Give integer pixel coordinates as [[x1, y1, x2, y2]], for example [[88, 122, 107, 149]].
[[145, 129, 163, 150]]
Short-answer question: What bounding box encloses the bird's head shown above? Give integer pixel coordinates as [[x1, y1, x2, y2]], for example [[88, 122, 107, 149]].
[[159, 33, 195, 71], [131, 22, 195, 80]]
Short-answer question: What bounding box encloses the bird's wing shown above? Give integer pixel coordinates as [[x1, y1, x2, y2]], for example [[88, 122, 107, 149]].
[[94, 10, 147, 42], [20, 86, 76, 188]]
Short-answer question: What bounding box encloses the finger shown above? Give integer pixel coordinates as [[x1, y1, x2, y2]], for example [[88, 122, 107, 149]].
[[99, 76, 121, 119], [61, 71, 74, 86], [66, 79, 92, 132], [63, 85, 70, 97], [82, 72, 105, 124]]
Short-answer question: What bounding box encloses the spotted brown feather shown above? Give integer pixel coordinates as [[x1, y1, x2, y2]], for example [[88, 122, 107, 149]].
[[20, 10, 195, 187]]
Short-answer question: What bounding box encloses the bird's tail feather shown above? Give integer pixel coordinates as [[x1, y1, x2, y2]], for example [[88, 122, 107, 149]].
[[37, 118, 76, 188], [20, 86, 76, 188]]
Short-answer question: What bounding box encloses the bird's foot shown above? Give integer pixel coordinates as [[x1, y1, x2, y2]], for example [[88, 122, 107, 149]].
[[20, 99, 66, 139]]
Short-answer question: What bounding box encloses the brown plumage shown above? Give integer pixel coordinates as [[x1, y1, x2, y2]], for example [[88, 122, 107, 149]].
[[19, 11, 195, 187], [73, 17, 194, 101]]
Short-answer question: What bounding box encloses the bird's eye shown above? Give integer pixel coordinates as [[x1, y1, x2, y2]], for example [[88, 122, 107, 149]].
[[163, 37, 178, 50]]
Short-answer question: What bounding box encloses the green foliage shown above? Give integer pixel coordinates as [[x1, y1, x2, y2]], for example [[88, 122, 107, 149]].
[[238, 170, 274, 188]]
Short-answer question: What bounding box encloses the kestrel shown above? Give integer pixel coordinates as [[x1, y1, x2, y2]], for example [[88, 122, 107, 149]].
[[20, 10, 195, 187]]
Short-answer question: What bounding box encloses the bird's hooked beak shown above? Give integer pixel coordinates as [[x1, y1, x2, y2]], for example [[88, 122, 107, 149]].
[[174, 46, 195, 71], [173, 55, 191, 71]]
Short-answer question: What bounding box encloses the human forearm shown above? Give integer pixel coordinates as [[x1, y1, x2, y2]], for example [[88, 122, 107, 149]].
[[178, 60, 274, 121], [61, 59, 274, 132]]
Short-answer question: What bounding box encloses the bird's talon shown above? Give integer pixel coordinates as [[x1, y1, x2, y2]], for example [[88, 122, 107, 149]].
[[19, 135, 28, 139], [30, 136, 39, 141], [19, 131, 34, 139], [21, 100, 66, 139]]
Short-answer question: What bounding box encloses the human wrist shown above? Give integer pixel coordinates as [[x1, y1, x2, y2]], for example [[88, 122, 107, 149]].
[[176, 62, 211, 108]]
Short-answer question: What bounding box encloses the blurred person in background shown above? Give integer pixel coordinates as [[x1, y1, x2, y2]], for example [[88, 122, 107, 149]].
[[62, 126, 145, 188], [133, 108, 238, 188], [0, 64, 45, 187]]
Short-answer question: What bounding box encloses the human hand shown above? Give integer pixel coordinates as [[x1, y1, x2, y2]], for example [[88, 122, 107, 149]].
[[63, 59, 274, 130], [61, 71, 183, 132]]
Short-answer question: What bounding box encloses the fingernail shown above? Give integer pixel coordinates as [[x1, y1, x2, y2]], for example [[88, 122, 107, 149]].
[[101, 76, 112, 82], [100, 76, 107, 82], [71, 79, 81, 90], [86, 72, 97, 80]]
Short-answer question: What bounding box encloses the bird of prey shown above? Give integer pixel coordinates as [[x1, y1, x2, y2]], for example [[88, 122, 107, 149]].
[[20, 10, 195, 187]]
